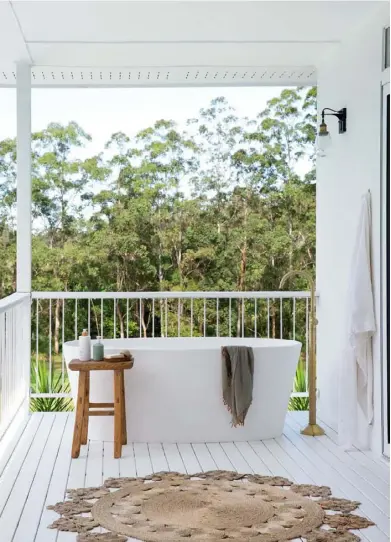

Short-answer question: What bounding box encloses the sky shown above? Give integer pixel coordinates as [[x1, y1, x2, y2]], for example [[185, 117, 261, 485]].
[[0, 86, 311, 193], [0, 86, 284, 150]]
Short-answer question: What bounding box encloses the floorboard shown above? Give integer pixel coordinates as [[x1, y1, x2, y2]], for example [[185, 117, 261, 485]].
[[0, 407, 30, 478], [0, 413, 54, 542], [148, 442, 169, 473], [206, 442, 235, 471], [162, 443, 186, 473], [0, 412, 387, 542], [177, 442, 202, 473], [191, 442, 217, 471], [35, 414, 73, 542], [13, 413, 68, 542]]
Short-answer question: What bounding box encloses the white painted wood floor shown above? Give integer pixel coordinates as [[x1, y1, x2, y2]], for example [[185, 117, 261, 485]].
[[0, 411, 388, 542]]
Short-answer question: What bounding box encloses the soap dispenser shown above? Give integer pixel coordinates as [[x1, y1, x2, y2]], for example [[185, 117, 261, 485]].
[[93, 336, 104, 361], [79, 328, 91, 361]]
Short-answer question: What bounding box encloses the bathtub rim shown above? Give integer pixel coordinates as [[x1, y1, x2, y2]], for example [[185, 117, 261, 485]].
[[63, 337, 302, 352]]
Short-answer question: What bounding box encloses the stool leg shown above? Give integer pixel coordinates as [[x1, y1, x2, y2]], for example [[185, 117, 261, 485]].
[[114, 370, 123, 458], [72, 371, 87, 459], [120, 370, 127, 445], [81, 371, 90, 445]]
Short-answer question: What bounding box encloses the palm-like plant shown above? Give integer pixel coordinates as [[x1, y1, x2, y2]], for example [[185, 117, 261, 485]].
[[30, 360, 73, 412], [288, 362, 309, 411]]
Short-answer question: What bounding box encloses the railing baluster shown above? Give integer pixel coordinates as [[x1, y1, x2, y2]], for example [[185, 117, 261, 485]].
[[0, 313, 4, 424], [229, 298, 232, 337], [305, 297, 309, 392], [293, 297, 296, 340], [5, 311, 9, 418], [216, 298, 219, 337], [139, 298, 142, 338], [62, 299, 65, 391], [177, 299, 181, 337], [152, 298, 155, 338], [241, 298, 245, 338], [13, 307, 17, 408], [190, 298, 194, 337], [203, 299, 206, 337], [113, 298, 116, 338], [267, 298, 270, 338], [88, 298, 91, 336], [254, 298, 257, 338], [49, 299, 52, 394], [7, 311, 10, 419], [280, 297, 283, 339], [10, 309, 14, 413], [4, 313, 8, 420], [35, 299, 39, 393], [9, 310, 12, 417], [10, 310, 13, 414], [165, 298, 168, 337], [126, 299, 129, 339], [101, 298, 104, 339], [74, 299, 78, 340]]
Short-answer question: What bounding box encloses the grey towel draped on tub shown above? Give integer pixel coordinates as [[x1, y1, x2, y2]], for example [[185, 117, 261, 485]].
[[222, 346, 254, 427]]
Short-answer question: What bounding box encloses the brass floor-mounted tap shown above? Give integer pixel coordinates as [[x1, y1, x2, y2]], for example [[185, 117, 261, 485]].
[[280, 270, 325, 436]]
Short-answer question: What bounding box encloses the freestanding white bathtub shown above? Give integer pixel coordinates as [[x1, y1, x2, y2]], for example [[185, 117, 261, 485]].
[[63, 338, 301, 442]]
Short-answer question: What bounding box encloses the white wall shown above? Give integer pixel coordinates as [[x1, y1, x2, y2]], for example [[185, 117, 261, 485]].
[[316, 4, 389, 454]]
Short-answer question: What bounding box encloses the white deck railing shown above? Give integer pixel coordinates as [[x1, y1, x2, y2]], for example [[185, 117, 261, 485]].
[[0, 293, 31, 437], [31, 291, 311, 399]]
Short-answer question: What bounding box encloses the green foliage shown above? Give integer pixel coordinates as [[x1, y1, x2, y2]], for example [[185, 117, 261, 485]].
[[288, 362, 309, 411], [30, 360, 73, 412]]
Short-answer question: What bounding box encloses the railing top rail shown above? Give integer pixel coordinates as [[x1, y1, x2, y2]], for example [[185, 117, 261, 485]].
[[0, 292, 30, 314], [32, 291, 314, 300]]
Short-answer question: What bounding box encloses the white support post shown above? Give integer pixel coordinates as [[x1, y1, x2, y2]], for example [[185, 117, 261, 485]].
[[16, 64, 32, 415], [16, 63, 32, 293]]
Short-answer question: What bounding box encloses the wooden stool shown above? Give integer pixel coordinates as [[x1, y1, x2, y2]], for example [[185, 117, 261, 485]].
[[69, 357, 133, 459]]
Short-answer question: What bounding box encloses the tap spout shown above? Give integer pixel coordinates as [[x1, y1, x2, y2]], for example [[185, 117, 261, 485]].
[[279, 269, 314, 291]]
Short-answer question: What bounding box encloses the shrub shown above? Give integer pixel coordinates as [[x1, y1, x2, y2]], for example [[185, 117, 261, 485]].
[[30, 360, 73, 412], [288, 362, 309, 411]]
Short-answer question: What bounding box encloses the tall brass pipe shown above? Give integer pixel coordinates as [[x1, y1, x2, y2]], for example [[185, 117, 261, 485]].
[[280, 270, 325, 436]]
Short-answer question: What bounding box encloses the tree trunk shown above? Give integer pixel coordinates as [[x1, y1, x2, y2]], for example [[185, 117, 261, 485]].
[[116, 302, 125, 338], [91, 301, 100, 337], [140, 302, 148, 338], [271, 304, 276, 339], [236, 196, 248, 337], [289, 218, 293, 270], [159, 298, 165, 337], [236, 302, 241, 338]]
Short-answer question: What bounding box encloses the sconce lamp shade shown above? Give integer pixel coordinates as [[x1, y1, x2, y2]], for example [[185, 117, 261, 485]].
[[316, 121, 332, 157]]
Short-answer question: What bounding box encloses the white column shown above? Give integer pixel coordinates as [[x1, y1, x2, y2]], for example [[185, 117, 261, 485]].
[[16, 63, 32, 293]]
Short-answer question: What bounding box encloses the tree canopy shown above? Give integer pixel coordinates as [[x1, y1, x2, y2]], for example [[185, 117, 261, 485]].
[[0, 87, 316, 336]]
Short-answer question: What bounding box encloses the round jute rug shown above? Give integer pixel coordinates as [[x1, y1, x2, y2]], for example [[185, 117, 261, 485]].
[[47, 471, 374, 542]]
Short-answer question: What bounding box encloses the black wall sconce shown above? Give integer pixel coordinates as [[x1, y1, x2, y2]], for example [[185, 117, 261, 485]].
[[317, 107, 347, 156], [319, 107, 347, 135]]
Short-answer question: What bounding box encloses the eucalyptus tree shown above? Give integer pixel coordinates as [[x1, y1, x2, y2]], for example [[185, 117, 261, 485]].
[[31, 122, 108, 351]]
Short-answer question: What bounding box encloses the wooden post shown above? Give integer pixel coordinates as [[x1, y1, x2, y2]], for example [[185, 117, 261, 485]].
[[114, 370, 123, 458], [16, 63, 32, 294], [81, 372, 90, 445], [120, 370, 127, 445], [72, 372, 87, 459]]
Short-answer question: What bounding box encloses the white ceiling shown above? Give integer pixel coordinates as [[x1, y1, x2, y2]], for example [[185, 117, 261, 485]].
[[0, 0, 386, 87]]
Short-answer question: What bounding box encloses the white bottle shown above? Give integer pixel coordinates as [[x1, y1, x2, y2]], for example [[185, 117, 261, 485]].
[[79, 329, 91, 361]]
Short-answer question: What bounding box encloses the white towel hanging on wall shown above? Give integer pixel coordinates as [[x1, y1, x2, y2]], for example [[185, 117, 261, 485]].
[[338, 191, 376, 449]]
